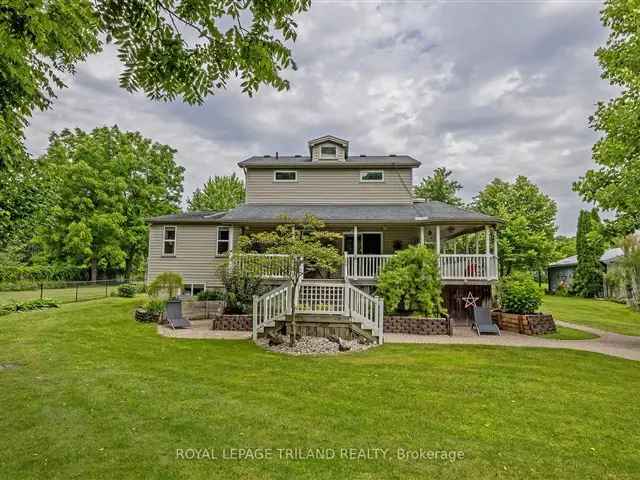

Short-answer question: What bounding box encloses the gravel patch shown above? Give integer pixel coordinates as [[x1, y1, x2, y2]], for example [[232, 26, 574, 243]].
[[257, 336, 376, 356]]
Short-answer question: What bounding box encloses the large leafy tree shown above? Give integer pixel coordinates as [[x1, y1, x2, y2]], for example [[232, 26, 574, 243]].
[[573, 0, 640, 235], [187, 174, 245, 212], [35, 126, 184, 280], [552, 235, 577, 262], [571, 209, 605, 298], [474, 176, 557, 276], [1, 0, 310, 167], [414, 167, 464, 206]]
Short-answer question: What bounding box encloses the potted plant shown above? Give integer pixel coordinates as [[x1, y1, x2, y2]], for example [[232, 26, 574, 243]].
[[135, 272, 184, 323], [496, 272, 556, 335]]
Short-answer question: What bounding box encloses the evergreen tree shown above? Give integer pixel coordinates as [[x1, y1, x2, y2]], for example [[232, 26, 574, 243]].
[[571, 209, 605, 297]]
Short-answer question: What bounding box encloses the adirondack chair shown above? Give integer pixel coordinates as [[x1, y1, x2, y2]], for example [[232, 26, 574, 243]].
[[165, 300, 191, 329], [472, 306, 501, 336]]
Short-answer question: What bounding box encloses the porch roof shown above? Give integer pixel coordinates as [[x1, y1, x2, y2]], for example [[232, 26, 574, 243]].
[[218, 201, 501, 225]]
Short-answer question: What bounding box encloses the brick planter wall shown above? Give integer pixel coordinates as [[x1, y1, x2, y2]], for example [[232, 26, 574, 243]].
[[384, 316, 452, 335], [492, 311, 556, 335], [212, 314, 252, 331]]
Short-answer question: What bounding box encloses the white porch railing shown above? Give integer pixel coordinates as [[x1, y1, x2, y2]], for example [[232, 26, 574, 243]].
[[438, 254, 498, 281], [252, 282, 291, 340], [231, 253, 298, 280], [345, 281, 384, 342], [344, 253, 499, 281], [344, 253, 392, 280]]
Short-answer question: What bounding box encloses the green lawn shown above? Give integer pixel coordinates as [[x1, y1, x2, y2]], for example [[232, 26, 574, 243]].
[[543, 294, 640, 336], [1, 298, 639, 479], [540, 325, 598, 340]]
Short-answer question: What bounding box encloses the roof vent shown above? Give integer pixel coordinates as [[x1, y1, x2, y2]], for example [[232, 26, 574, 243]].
[[389, 154, 397, 157], [359, 154, 366, 157], [263, 154, 271, 158]]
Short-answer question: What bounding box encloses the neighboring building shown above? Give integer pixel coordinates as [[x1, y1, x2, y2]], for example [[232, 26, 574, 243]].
[[147, 135, 502, 325], [547, 247, 624, 295]]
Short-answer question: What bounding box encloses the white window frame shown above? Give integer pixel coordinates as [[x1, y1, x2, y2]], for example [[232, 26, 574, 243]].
[[360, 170, 385, 183], [183, 283, 206, 296], [216, 226, 233, 256], [273, 170, 298, 183], [162, 225, 177, 257], [320, 145, 338, 159]]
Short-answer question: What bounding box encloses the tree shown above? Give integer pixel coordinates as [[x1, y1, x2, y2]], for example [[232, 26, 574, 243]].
[[552, 235, 577, 262], [187, 174, 245, 212], [1, 0, 310, 167], [238, 215, 343, 346], [474, 176, 557, 276], [414, 167, 464, 206], [35, 126, 184, 280], [573, 0, 640, 235], [376, 245, 444, 317], [571, 209, 605, 298]]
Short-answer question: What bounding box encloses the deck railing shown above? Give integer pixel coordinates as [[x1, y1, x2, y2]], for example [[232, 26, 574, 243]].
[[252, 282, 291, 340], [345, 280, 384, 342], [344, 253, 498, 281]]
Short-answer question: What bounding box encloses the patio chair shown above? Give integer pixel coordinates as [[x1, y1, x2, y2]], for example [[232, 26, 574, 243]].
[[472, 307, 501, 336], [165, 300, 191, 329]]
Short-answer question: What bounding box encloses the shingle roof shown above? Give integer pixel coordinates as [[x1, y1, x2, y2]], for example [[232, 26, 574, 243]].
[[219, 201, 500, 224], [146, 211, 226, 224], [548, 247, 624, 267], [237, 155, 420, 168]]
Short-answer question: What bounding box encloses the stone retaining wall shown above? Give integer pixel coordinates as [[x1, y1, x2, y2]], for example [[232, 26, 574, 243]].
[[492, 311, 556, 335], [384, 316, 452, 335], [212, 314, 252, 331]]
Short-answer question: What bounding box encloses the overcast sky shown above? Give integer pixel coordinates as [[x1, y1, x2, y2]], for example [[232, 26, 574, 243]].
[[25, 0, 614, 235]]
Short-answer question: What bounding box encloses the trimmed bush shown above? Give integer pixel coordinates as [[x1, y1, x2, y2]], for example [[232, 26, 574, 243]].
[[498, 272, 543, 314], [376, 245, 444, 317], [117, 284, 137, 298], [196, 289, 224, 301]]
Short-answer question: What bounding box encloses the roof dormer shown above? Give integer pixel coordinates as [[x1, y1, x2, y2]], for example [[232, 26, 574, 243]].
[[308, 135, 349, 161]]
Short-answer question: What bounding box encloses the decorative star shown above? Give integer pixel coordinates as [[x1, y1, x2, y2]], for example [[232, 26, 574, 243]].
[[462, 291, 480, 309]]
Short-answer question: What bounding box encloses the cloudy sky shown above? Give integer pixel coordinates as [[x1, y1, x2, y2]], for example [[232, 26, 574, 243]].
[[25, 0, 614, 235]]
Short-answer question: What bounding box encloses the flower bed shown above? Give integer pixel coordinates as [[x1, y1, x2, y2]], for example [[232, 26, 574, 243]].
[[383, 316, 452, 335]]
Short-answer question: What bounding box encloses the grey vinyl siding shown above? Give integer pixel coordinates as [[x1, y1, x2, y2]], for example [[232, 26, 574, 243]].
[[147, 224, 239, 288], [311, 142, 346, 161], [245, 168, 413, 204]]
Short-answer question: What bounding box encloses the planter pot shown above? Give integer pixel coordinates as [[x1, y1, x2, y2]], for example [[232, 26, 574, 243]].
[[383, 315, 452, 336], [494, 311, 556, 335], [212, 314, 252, 331]]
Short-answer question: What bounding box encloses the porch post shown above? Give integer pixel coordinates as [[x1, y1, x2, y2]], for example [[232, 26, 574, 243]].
[[435, 225, 441, 254], [353, 225, 358, 255], [485, 225, 490, 254], [420, 226, 425, 245], [475, 233, 479, 254], [493, 227, 498, 256]]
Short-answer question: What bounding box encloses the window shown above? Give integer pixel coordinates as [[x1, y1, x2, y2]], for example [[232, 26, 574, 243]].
[[320, 146, 337, 159], [163, 226, 176, 256], [273, 170, 297, 182], [183, 283, 205, 296], [217, 226, 232, 255], [360, 170, 384, 182]]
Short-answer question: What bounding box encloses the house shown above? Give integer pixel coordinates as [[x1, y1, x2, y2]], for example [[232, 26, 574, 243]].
[[147, 135, 502, 338], [548, 247, 624, 296]]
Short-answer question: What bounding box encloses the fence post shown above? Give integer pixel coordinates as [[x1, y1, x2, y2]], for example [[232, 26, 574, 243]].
[[40, 283, 44, 300], [105, 280, 108, 298], [75, 284, 78, 302]]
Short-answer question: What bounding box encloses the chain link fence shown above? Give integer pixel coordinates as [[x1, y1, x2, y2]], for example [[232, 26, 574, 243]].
[[0, 280, 140, 305]]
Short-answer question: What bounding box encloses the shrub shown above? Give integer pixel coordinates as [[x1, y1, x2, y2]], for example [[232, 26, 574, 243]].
[[376, 245, 444, 317], [197, 289, 224, 301], [0, 264, 86, 283], [117, 284, 137, 298], [145, 298, 167, 315], [498, 272, 543, 314], [148, 272, 184, 298], [0, 298, 59, 316], [220, 264, 266, 314]]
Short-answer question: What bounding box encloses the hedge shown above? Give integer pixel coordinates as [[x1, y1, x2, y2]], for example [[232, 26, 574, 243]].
[[0, 265, 87, 284]]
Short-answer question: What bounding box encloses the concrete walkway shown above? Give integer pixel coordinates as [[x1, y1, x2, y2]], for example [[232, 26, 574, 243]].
[[385, 321, 640, 362]]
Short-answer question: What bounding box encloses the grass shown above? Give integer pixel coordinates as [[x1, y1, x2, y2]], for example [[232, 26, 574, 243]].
[[543, 295, 640, 336], [1, 298, 640, 479], [540, 325, 598, 340], [0, 284, 117, 305]]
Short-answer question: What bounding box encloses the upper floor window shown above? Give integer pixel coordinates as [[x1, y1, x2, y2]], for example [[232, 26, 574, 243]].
[[217, 226, 232, 255], [163, 226, 176, 256], [320, 146, 337, 159], [274, 170, 297, 182], [360, 170, 384, 182]]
